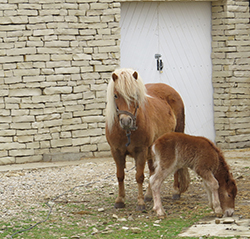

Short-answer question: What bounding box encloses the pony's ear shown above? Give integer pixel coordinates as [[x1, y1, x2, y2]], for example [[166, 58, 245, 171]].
[[112, 73, 118, 82], [133, 71, 138, 80]]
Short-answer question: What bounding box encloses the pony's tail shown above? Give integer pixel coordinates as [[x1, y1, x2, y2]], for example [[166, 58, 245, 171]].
[[173, 167, 190, 198], [166, 95, 185, 133]]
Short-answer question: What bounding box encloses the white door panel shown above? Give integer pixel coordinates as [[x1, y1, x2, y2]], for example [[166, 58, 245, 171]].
[[120, 2, 215, 141]]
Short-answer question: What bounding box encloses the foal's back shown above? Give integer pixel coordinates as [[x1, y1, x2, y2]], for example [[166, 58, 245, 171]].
[[154, 132, 220, 173]]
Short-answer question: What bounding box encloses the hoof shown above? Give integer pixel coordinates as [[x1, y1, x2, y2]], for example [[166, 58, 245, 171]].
[[144, 195, 153, 202], [136, 204, 146, 211], [158, 214, 166, 220], [172, 194, 180, 200], [114, 202, 125, 209], [215, 213, 223, 218]]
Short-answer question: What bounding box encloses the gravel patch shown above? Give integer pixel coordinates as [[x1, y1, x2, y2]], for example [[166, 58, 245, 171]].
[[0, 149, 250, 238]]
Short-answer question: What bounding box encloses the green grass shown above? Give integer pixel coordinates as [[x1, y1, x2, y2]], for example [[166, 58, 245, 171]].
[[0, 204, 239, 239]]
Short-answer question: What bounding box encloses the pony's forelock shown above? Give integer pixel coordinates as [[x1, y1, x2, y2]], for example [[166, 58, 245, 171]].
[[106, 68, 147, 130]]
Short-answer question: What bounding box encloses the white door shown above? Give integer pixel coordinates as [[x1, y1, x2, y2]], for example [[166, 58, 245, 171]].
[[120, 2, 215, 141]]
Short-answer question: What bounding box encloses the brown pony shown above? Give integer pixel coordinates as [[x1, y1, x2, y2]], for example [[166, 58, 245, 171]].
[[105, 68, 190, 210], [150, 132, 237, 218]]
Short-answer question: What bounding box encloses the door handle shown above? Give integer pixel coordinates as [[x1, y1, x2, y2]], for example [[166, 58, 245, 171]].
[[155, 54, 163, 72]]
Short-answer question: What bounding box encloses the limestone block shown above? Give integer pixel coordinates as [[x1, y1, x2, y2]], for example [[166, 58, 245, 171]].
[[0, 16, 28, 24], [94, 65, 116, 72], [98, 142, 110, 151], [82, 115, 105, 123], [11, 123, 32, 129], [98, 46, 119, 53], [80, 144, 97, 152], [79, 16, 100, 23], [0, 89, 9, 96], [51, 138, 72, 148], [79, 29, 96, 35], [15, 155, 42, 164], [62, 118, 82, 125], [12, 115, 35, 123], [9, 149, 34, 157], [72, 128, 102, 137], [90, 84, 107, 91], [0, 130, 16, 136], [0, 109, 10, 116], [33, 29, 54, 36], [88, 39, 115, 47], [0, 56, 23, 63], [44, 86, 72, 95], [65, 105, 84, 112], [72, 137, 91, 146], [0, 157, 15, 165], [73, 109, 102, 117], [55, 67, 80, 74], [9, 88, 42, 96], [0, 136, 12, 142], [90, 3, 108, 9], [43, 119, 62, 128], [13, 68, 40, 76], [7, 47, 36, 56], [0, 116, 12, 123], [36, 114, 60, 122], [85, 102, 106, 110], [94, 151, 111, 157], [73, 53, 91, 60]]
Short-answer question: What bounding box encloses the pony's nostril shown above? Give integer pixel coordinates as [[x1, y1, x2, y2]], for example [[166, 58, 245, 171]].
[[120, 116, 132, 128]]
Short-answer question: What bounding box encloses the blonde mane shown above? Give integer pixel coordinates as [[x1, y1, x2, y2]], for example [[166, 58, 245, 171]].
[[106, 68, 147, 130]]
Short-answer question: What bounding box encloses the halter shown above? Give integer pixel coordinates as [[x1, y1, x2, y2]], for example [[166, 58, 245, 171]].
[[115, 101, 139, 147]]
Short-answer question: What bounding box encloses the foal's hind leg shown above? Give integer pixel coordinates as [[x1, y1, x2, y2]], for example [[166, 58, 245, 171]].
[[150, 166, 174, 218], [202, 172, 223, 216]]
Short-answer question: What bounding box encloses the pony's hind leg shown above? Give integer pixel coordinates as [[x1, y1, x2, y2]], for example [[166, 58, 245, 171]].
[[202, 172, 223, 216]]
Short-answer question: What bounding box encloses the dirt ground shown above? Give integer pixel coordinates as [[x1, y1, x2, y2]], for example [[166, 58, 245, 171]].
[[0, 148, 250, 238]]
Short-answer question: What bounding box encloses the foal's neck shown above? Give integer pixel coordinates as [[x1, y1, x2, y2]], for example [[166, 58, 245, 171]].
[[214, 156, 231, 186]]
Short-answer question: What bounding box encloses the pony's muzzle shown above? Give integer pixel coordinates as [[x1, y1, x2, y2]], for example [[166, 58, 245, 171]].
[[119, 114, 133, 130], [223, 208, 234, 217]]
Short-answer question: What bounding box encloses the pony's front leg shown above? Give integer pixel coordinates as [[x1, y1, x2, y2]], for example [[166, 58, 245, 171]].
[[144, 157, 154, 202], [115, 165, 125, 208], [135, 151, 147, 211], [112, 150, 126, 208]]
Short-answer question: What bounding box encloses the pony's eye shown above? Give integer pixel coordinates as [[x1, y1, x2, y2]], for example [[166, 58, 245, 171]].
[[228, 194, 231, 198], [114, 94, 118, 99]]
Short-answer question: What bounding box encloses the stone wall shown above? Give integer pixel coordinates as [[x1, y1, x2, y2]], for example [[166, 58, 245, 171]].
[[212, 0, 250, 149], [0, 0, 120, 165], [0, 0, 249, 165]]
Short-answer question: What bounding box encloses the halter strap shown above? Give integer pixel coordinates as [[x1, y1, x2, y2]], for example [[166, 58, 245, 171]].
[[116, 105, 138, 131], [115, 101, 139, 146]]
